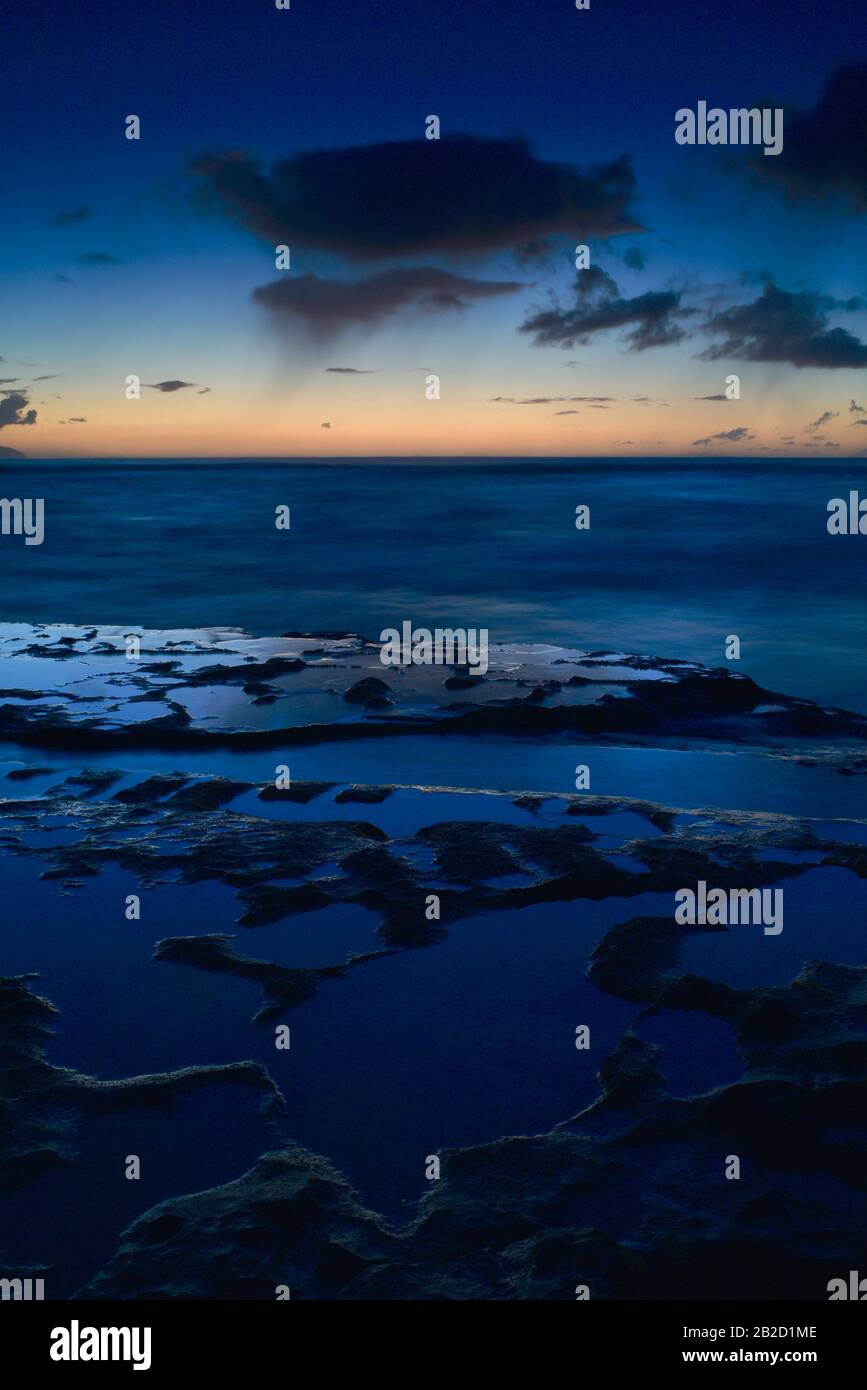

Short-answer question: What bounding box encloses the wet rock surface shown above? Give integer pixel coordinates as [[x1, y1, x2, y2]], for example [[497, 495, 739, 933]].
[[2, 621, 866, 1300], [0, 973, 279, 1202], [0, 624, 864, 767]]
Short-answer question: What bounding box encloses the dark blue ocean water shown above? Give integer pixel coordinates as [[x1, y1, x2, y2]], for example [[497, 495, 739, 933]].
[[1, 457, 865, 709]]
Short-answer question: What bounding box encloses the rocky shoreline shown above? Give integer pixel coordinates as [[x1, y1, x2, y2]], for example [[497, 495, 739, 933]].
[[1, 623, 865, 1299]]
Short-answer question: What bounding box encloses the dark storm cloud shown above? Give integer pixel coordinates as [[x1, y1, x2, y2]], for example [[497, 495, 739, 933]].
[[700, 284, 867, 369], [755, 65, 867, 209], [692, 427, 753, 445], [0, 393, 37, 429], [520, 267, 693, 352], [51, 206, 92, 226], [191, 137, 641, 259], [145, 380, 198, 392], [252, 268, 521, 336]]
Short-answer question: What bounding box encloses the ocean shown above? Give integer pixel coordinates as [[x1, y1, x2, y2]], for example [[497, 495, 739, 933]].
[[1, 457, 865, 711]]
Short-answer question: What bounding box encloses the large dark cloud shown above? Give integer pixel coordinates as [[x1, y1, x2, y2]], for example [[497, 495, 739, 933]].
[[700, 283, 867, 369], [0, 393, 37, 429], [756, 65, 867, 209], [192, 136, 641, 259], [253, 267, 521, 336], [520, 266, 693, 351]]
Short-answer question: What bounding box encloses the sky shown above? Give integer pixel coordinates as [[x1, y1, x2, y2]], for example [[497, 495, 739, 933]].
[[2, 0, 867, 459]]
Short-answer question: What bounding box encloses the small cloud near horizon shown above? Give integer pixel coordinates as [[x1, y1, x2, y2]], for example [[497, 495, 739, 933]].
[[0, 393, 37, 429], [692, 426, 754, 445]]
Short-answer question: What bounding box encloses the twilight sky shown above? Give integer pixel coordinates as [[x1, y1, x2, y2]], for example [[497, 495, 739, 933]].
[[2, 0, 867, 458]]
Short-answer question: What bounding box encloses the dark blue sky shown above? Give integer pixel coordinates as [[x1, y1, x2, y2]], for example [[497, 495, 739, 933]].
[[5, 0, 861, 182]]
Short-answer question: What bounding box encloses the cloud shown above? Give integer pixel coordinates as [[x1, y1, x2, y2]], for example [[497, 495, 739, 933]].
[[520, 266, 694, 352], [252, 267, 521, 336], [755, 65, 867, 209], [695, 393, 727, 401], [197, 387, 211, 394], [622, 246, 646, 271], [321, 421, 331, 429], [145, 380, 198, 393], [853, 419, 867, 426], [489, 394, 615, 405], [191, 136, 641, 259], [0, 393, 37, 429], [554, 410, 581, 415], [850, 398, 866, 414], [326, 367, 378, 374], [805, 410, 838, 432], [513, 238, 556, 266], [77, 251, 121, 265], [68, 417, 86, 423], [700, 283, 867, 368], [691, 426, 753, 445], [51, 206, 92, 226]]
